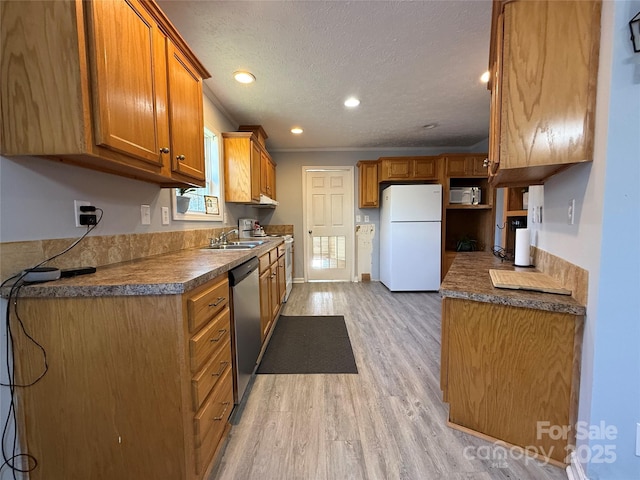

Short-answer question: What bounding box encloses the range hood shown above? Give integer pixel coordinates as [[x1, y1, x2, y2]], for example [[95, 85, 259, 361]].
[[256, 194, 278, 207]]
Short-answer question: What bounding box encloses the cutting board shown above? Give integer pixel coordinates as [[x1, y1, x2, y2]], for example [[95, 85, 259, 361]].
[[489, 269, 572, 296]]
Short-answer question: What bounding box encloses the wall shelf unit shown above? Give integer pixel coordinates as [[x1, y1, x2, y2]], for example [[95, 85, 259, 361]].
[[500, 187, 529, 253]]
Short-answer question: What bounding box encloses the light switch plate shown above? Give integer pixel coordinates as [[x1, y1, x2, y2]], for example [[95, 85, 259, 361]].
[[161, 207, 170, 225], [356, 215, 362, 223], [141, 205, 151, 225], [364, 215, 370, 222]]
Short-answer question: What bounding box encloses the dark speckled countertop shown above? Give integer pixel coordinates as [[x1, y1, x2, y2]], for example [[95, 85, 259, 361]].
[[2, 237, 283, 298], [440, 252, 586, 315]]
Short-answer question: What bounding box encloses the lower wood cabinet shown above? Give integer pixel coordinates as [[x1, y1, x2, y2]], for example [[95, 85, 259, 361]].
[[12, 273, 233, 480], [440, 297, 583, 466], [258, 245, 285, 344]]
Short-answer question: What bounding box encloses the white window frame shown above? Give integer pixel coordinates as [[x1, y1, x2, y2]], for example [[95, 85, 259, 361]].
[[171, 126, 224, 222]]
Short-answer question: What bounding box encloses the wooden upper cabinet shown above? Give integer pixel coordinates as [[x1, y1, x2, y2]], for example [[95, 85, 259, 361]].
[[88, 0, 167, 167], [251, 141, 262, 202], [357, 161, 379, 208], [379, 156, 438, 181], [167, 41, 206, 181], [0, 0, 209, 187], [260, 151, 276, 200], [224, 126, 276, 204], [412, 157, 438, 179], [489, 0, 601, 187], [444, 154, 488, 177]]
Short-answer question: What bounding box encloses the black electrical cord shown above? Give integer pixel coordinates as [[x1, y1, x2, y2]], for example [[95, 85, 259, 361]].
[[1, 208, 103, 477]]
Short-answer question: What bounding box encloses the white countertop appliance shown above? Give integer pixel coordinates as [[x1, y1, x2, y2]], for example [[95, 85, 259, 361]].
[[380, 184, 442, 291], [238, 218, 257, 238]]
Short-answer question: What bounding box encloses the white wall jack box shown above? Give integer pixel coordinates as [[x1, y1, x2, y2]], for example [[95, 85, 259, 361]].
[[74, 200, 91, 228], [141, 205, 151, 225], [161, 207, 170, 225]]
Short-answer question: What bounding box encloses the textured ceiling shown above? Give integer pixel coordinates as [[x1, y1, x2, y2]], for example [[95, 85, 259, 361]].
[[157, 0, 493, 151]]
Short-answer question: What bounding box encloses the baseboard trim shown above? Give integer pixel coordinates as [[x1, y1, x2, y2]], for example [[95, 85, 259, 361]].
[[566, 452, 589, 480]]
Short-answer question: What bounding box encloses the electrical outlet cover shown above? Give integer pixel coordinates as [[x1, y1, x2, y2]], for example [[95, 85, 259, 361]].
[[74, 200, 90, 228]]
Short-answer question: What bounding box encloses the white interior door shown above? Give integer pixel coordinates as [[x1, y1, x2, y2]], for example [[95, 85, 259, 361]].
[[303, 167, 354, 282]]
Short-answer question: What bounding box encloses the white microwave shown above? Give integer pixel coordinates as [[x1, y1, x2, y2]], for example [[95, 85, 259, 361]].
[[450, 187, 481, 205]]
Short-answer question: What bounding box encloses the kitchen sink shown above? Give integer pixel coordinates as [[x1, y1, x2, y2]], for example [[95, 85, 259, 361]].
[[203, 244, 256, 250], [202, 239, 266, 250]]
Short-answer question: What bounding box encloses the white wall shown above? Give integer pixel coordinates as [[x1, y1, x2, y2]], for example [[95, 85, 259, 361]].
[[531, 2, 640, 478]]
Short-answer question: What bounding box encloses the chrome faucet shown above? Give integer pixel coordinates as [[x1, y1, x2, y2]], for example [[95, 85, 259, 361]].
[[218, 228, 238, 245]]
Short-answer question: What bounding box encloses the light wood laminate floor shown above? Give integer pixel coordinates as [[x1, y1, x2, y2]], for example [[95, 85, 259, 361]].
[[210, 282, 567, 480]]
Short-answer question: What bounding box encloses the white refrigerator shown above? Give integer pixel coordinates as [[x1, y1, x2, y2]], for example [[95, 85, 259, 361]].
[[380, 184, 442, 291]]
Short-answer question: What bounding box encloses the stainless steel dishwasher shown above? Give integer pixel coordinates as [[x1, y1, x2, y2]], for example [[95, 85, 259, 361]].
[[228, 256, 261, 405]]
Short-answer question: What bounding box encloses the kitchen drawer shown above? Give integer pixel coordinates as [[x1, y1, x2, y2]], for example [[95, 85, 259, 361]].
[[277, 244, 286, 258], [189, 307, 230, 372], [186, 276, 229, 333], [259, 251, 272, 273], [191, 335, 232, 411], [194, 365, 233, 474]]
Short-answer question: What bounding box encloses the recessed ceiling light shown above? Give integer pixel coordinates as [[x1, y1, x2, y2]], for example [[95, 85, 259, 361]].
[[480, 71, 490, 83], [344, 97, 360, 108], [423, 123, 438, 130], [233, 71, 256, 84], [291, 127, 303, 135]]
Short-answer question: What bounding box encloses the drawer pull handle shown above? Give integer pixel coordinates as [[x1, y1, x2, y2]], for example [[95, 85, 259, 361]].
[[212, 361, 229, 377], [209, 297, 225, 307], [213, 401, 231, 421], [210, 329, 227, 343], [176, 154, 186, 161]]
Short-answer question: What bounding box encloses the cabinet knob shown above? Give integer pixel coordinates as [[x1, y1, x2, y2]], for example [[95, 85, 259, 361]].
[[176, 154, 186, 161], [483, 158, 489, 167], [160, 147, 170, 154], [308, 230, 312, 235]]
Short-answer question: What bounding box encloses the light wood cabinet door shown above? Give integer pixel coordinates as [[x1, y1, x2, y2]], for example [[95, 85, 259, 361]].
[[357, 161, 379, 208], [490, 0, 601, 186], [471, 156, 488, 176], [445, 156, 468, 177], [268, 158, 276, 200], [259, 268, 272, 342], [269, 263, 279, 321], [88, 0, 168, 166], [380, 158, 411, 180], [277, 254, 286, 304], [168, 42, 206, 182], [412, 157, 437, 179], [260, 150, 276, 199], [442, 297, 582, 466], [251, 141, 262, 202]]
